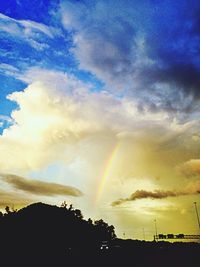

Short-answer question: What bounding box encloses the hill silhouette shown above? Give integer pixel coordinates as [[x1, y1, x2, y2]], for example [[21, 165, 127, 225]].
[[0, 202, 116, 266], [0, 202, 199, 267]]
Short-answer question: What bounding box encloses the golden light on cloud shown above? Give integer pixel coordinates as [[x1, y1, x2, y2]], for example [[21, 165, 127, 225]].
[[0, 70, 200, 239], [177, 159, 200, 177]]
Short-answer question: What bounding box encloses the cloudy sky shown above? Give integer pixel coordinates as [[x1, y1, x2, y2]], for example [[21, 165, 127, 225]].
[[0, 0, 200, 240]]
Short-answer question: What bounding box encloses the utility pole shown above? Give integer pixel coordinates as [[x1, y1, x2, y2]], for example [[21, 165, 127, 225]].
[[194, 202, 200, 230]]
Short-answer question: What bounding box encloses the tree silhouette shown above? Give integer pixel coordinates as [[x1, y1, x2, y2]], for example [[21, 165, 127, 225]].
[[0, 202, 116, 264], [94, 219, 116, 241], [5, 206, 11, 214]]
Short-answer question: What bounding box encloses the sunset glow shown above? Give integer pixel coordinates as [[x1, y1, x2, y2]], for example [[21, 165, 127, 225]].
[[0, 0, 200, 241]]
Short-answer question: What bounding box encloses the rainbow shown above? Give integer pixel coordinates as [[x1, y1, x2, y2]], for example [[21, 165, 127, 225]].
[[95, 143, 120, 204]]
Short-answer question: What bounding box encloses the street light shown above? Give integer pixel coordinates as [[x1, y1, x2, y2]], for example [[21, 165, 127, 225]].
[[193, 202, 200, 230]]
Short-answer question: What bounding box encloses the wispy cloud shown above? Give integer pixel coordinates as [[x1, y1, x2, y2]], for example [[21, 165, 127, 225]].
[[111, 182, 200, 206], [0, 13, 56, 38], [0, 63, 21, 79], [0, 13, 59, 51], [1, 174, 83, 197], [0, 114, 13, 129], [0, 114, 13, 124]]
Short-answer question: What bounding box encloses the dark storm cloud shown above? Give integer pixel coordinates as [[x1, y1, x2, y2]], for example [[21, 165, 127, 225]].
[[1, 174, 83, 197], [61, 0, 200, 113]]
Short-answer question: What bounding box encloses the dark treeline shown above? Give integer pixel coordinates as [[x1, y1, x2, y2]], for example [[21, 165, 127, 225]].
[[0, 202, 199, 267]]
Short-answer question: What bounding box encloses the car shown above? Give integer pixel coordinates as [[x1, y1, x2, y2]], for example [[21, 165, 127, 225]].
[[100, 241, 109, 250]]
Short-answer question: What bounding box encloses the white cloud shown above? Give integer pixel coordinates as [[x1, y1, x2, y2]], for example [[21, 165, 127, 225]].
[[0, 68, 172, 172]]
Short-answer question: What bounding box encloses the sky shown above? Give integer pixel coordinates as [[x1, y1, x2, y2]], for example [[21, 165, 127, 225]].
[[0, 0, 200, 240]]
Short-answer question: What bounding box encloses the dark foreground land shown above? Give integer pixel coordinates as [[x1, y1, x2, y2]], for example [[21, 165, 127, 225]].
[[3, 241, 198, 267], [0, 203, 199, 267]]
